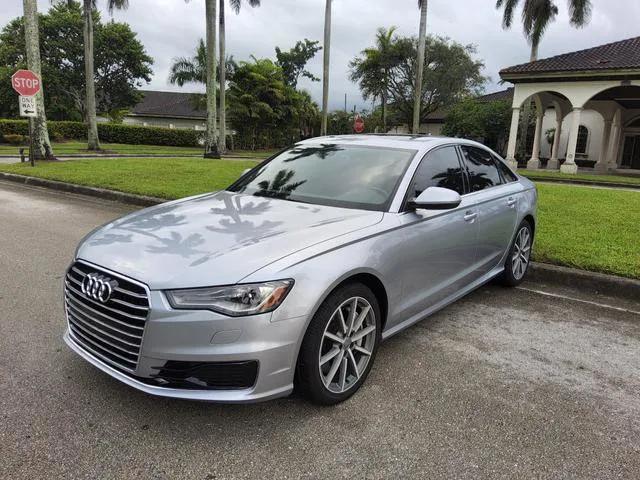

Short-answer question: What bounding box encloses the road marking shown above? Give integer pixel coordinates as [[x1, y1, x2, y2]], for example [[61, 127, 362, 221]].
[[516, 286, 640, 315]]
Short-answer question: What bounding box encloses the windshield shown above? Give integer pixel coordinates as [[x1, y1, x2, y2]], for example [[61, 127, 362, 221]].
[[227, 144, 416, 211]]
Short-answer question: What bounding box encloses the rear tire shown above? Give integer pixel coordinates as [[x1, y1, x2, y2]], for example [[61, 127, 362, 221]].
[[500, 220, 533, 287], [296, 283, 381, 405]]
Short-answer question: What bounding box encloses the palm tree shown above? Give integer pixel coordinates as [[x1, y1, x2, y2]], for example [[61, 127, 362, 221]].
[[81, 0, 129, 151], [23, 0, 54, 159], [320, 0, 332, 136], [350, 27, 400, 132], [169, 39, 208, 86], [219, 0, 260, 154], [412, 0, 427, 134], [496, 0, 592, 156]]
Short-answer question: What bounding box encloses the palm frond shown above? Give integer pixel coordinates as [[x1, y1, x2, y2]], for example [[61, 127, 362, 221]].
[[496, 0, 520, 29], [107, 0, 128, 14], [567, 0, 592, 27]]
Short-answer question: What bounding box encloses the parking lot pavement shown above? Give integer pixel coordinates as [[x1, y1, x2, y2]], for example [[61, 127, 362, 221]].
[[1, 180, 639, 480]]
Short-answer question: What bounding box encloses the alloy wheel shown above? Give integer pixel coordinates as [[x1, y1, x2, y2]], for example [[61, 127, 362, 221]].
[[511, 226, 532, 280], [318, 296, 377, 394]]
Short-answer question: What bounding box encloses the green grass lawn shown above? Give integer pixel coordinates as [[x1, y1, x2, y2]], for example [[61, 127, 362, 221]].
[[1, 158, 638, 278], [522, 170, 640, 186], [0, 141, 277, 159], [0, 158, 257, 199], [534, 183, 639, 278]]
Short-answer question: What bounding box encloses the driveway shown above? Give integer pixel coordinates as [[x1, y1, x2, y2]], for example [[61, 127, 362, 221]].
[[1, 180, 639, 479]]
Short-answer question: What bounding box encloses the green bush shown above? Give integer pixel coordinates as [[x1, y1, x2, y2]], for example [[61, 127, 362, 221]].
[[0, 119, 201, 147], [2, 133, 28, 145]]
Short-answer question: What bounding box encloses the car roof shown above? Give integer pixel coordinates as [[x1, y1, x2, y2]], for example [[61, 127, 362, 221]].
[[296, 134, 487, 153]]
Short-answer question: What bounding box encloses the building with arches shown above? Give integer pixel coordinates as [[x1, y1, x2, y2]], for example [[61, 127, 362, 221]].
[[500, 36, 640, 174]]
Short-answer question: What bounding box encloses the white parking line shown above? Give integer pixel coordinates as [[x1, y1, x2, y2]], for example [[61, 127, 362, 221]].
[[516, 286, 640, 316]]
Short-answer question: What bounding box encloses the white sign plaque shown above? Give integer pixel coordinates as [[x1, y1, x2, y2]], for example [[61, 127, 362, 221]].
[[19, 95, 37, 117]]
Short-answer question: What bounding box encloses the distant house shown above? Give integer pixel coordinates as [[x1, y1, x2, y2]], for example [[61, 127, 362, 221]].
[[123, 90, 206, 131]]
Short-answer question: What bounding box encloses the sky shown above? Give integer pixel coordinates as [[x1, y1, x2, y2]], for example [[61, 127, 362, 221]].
[[2, 0, 639, 111]]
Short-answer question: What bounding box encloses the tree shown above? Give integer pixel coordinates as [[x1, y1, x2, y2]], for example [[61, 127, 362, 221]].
[[218, 0, 261, 154], [349, 34, 486, 131], [349, 27, 404, 131], [320, 0, 332, 136], [496, 0, 592, 156], [0, 2, 152, 122], [169, 38, 235, 86], [413, 0, 428, 133], [22, 0, 53, 159], [203, 0, 219, 158], [442, 99, 512, 154], [81, 0, 129, 151], [275, 39, 322, 88]]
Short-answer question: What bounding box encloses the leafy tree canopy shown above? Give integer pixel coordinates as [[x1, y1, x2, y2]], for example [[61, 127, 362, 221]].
[[442, 99, 512, 154], [275, 39, 322, 88], [0, 1, 153, 121], [350, 32, 487, 130]]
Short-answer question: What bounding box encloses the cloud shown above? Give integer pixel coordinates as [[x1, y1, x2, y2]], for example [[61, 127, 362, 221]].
[[2, 0, 638, 111]]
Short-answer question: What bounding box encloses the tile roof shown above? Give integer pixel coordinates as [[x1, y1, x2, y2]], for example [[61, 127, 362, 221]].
[[500, 36, 640, 76], [131, 90, 205, 119]]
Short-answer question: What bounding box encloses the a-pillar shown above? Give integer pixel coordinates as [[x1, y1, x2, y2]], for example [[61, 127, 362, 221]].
[[560, 107, 582, 174], [527, 112, 543, 169], [505, 107, 520, 170], [595, 118, 612, 173], [547, 115, 562, 170]]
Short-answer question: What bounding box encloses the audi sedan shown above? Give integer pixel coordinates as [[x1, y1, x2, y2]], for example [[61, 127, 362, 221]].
[[64, 135, 536, 405]]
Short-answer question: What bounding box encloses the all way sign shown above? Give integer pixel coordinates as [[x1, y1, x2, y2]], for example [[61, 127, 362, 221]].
[[19, 95, 37, 117]]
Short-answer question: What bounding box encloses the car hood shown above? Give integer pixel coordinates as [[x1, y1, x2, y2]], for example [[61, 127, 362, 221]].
[[76, 191, 383, 289]]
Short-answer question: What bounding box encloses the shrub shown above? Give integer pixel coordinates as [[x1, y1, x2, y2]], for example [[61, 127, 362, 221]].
[[3, 134, 28, 145], [0, 119, 202, 147]]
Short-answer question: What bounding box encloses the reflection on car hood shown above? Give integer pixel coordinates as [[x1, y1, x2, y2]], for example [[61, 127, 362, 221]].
[[76, 191, 383, 289]]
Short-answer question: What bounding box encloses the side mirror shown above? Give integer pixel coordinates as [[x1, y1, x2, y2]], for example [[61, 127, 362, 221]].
[[408, 186, 461, 210]]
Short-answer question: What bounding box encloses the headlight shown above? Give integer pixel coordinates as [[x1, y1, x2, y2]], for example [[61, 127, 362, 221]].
[[165, 280, 294, 317]]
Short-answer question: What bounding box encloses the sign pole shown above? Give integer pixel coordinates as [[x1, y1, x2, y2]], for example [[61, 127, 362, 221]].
[[28, 117, 35, 167]]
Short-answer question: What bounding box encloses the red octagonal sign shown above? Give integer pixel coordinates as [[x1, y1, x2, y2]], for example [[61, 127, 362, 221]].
[[354, 115, 365, 134], [11, 69, 41, 96]]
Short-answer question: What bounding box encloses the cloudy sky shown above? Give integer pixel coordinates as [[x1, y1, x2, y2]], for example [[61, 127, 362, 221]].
[[2, 0, 639, 110]]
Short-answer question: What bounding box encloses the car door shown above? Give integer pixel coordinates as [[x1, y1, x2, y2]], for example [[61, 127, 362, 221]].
[[459, 145, 521, 277], [393, 145, 480, 322]]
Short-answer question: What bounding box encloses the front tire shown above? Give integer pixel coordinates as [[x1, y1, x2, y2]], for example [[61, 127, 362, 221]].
[[296, 283, 381, 405], [500, 220, 533, 287]]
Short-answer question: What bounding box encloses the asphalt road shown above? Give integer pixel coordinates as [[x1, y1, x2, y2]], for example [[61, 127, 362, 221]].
[[1, 180, 639, 480]]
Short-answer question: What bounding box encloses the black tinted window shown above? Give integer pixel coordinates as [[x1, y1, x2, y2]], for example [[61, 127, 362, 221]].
[[493, 155, 518, 182], [410, 146, 465, 197], [460, 146, 503, 192]]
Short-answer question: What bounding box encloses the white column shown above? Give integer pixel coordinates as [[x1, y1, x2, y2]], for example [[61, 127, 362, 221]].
[[548, 117, 562, 170], [595, 119, 612, 172], [560, 107, 582, 174], [527, 113, 543, 169], [607, 109, 623, 171], [505, 107, 520, 170]]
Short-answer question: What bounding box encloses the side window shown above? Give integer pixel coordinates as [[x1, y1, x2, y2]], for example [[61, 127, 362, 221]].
[[410, 146, 465, 198], [493, 154, 518, 183], [460, 146, 503, 192]]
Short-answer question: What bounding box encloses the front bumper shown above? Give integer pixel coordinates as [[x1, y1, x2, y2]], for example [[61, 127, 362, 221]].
[[64, 286, 309, 403]]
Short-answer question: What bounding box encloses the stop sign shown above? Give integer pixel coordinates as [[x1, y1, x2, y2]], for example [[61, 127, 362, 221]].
[[354, 115, 365, 134], [11, 69, 41, 96]]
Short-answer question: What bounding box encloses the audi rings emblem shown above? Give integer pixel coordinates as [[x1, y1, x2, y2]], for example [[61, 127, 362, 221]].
[[81, 273, 118, 303]]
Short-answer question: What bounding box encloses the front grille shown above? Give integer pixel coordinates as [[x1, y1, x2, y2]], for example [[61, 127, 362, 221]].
[[64, 261, 150, 373]]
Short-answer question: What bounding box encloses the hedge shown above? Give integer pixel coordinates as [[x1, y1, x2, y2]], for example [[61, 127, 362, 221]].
[[0, 119, 202, 147]]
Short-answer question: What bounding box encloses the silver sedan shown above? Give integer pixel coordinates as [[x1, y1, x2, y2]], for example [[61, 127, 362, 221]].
[[63, 135, 537, 404]]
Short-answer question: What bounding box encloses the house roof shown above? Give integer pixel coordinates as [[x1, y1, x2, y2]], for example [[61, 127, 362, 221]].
[[131, 90, 205, 119], [476, 88, 514, 102], [500, 36, 640, 79]]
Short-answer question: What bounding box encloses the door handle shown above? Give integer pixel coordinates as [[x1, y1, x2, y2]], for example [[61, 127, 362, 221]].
[[463, 211, 478, 222], [507, 197, 517, 208]]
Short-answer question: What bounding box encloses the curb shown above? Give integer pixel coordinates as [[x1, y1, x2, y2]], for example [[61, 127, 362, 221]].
[[1, 172, 638, 301], [523, 176, 640, 190], [528, 262, 640, 301], [0, 172, 164, 207], [0, 154, 201, 159]]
